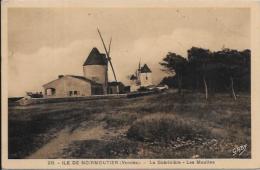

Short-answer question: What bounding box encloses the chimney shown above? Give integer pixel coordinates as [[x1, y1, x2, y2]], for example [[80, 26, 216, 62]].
[[58, 75, 64, 79]]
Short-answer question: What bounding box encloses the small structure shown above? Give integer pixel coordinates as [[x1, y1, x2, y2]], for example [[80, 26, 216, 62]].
[[108, 81, 125, 94], [130, 74, 139, 92], [26, 92, 43, 98], [139, 64, 153, 87], [129, 63, 153, 92]]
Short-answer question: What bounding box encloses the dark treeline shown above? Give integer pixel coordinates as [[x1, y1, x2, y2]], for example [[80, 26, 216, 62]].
[[160, 47, 250, 100]]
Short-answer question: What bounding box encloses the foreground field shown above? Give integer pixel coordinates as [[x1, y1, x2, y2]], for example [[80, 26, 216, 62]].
[[8, 90, 251, 158]]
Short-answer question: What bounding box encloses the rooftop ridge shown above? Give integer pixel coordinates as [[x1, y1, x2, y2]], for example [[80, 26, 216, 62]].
[[83, 47, 107, 66]]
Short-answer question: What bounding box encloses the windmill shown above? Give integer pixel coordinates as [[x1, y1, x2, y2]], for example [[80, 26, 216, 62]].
[[97, 28, 118, 93], [137, 58, 141, 84]]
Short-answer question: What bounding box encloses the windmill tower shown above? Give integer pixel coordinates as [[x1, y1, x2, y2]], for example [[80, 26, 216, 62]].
[[83, 47, 108, 94], [139, 64, 152, 86]]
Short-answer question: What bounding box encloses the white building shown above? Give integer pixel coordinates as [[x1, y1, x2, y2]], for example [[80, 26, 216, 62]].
[[130, 63, 153, 92], [139, 64, 153, 87]]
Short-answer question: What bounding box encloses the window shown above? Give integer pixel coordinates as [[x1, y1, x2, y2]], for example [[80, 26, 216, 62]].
[[74, 91, 78, 95], [51, 88, 56, 95], [46, 88, 56, 96], [69, 91, 73, 96]]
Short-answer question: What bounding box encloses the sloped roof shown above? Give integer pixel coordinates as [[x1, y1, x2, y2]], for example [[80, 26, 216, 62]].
[[69, 75, 102, 85], [43, 75, 102, 87], [130, 74, 137, 80], [83, 47, 107, 66], [140, 64, 152, 73]]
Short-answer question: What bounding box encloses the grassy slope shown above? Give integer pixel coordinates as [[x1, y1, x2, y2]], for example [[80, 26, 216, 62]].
[[8, 90, 251, 158]]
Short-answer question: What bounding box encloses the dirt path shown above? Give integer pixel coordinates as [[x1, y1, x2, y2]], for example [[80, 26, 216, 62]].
[[26, 122, 128, 159], [26, 124, 105, 159]]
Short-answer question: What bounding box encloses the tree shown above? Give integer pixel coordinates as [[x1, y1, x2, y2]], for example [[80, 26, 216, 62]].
[[213, 49, 247, 100], [239, 49, 251, 92], [160, 52, 188, 94], [159, 76, 178, 88], [188, 47, 211, 100], [159, 48, 250, 98]]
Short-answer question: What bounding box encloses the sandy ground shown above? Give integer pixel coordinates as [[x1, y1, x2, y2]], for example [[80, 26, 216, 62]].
[[9, 92, 250, 159], [27, 121, 128, 158]]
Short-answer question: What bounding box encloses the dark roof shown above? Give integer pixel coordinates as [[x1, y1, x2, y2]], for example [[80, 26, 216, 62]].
[[69, 75, 102, 85], [130, 74, 137, 80], [108, 81, 125, 86], [140, 64, 152, 73], [83, 47, 107, 66]]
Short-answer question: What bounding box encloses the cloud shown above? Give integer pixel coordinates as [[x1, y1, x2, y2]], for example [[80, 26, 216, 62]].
[[114, 27, 249, 84], [8, 39, 96, 97], [8, 28, 249, 97]]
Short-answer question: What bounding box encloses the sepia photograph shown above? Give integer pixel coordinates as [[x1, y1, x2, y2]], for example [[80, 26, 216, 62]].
[[2, 0, 260, 169]]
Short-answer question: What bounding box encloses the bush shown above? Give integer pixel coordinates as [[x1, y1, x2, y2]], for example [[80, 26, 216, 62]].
[[62, 139, 138, 158], [104, 112, 137, 128], [127, 114, 211, 142]]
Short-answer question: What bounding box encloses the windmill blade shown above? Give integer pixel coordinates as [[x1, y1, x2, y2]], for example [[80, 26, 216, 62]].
[[108, 58, 118, 82], [97, 28, 117, 82], [107, 37, 118, 82], [97, 28, 109, 55], [138, 57, 141, 70], [108, 37, 112, 56]]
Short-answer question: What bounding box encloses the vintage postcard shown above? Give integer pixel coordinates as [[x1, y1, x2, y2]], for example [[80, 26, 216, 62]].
[[1, 0, 260, 169]]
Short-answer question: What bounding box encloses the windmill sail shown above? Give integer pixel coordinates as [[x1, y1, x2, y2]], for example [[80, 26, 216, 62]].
[[97, 28, 117, 82], [108, 37, 112, 56]]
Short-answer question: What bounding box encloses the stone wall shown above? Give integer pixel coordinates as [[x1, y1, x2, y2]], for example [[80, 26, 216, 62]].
[[83, 65, 107, 85]]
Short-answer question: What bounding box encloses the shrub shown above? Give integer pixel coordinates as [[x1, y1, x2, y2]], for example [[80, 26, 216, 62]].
[[62, 139, 138, 158], [104, 112, 137, 128], [127, 114, 211, 142]]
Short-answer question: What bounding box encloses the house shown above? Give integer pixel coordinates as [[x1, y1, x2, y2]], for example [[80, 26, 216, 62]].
[[43, 75, 103, 97], [42, 47, 107, 98]]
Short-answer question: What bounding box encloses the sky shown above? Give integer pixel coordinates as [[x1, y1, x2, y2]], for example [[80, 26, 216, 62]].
[[8, 7, 250, 97]]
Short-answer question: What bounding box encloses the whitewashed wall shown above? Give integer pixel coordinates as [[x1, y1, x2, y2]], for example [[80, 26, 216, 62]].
[[140, 73, 153, 87], [43, 76, 92, 98]]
